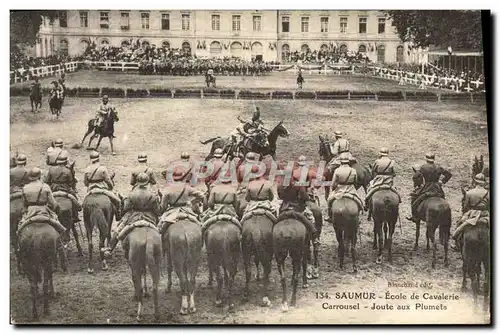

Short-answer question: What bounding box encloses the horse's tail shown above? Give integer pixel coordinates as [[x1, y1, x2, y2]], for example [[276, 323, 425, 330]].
[[438, 206, 452, 246], [200, 137, 220, 145], [89, 204, 109, 237]]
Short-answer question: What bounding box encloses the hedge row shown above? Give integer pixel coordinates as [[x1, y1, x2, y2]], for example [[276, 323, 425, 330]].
[[10, 86, 486, 102]]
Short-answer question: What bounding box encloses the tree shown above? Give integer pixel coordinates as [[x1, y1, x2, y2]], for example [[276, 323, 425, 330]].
[[10, 10, 58, 49], [385, 10, 483, 51]]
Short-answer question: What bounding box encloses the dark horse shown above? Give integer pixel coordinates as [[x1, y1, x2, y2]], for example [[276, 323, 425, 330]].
[[80, 109, 119, 155], [49, 95, 63, 120], [30, 89, 42, 113], [459, 187, 490, 312], [201, 120, 289, 161], [205, 74, 216, 88], [370, 189, 399, 264], [412, 167, 452, 269], [318, 135, 371, 201]]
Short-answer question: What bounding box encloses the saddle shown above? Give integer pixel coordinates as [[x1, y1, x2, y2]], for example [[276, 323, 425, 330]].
[[53, 190, 80, 207], [330, 193, 364, 212], [276, 209, 311, 230], [201, 214, 241, 236], [241, 200, 277, 225], [116, 220, 159, 242], [367, 184, 400, 201], [158, 206, 200, 235], [17, 214, 66, 236], [412, 183, 445, 213]]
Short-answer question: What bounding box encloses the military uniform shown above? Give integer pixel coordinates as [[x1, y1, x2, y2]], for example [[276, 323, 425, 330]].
[[328, 154, 364, 216], [244, 175, 275, 216], [46, 146, 69, 166], [205, 181, 239, 218], [452, 174, 489, 245], [84, 158, 122, 219], [364, 149, 401, 218], [327, 132, 352, 171], [408, 154, 452, 221], [205, 155, 226, 189], [130, 164, 157, 188], [95, 100, 115, 128], [159, 179, 205, 229], [19, 169, 66, 235], [10, 163, 29, 195]]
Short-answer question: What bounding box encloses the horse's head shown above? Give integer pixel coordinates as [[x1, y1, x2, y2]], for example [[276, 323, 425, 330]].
[[318, 135, 332, 161], [271, 121, 289, 139], [109, 109, 119, 122], [412, 166, 424, 189]]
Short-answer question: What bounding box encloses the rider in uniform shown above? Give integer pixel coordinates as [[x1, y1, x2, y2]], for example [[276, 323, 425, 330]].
[[83, 151, 122, 220], [45, 151, 82, 223], [130, 153, 157, 188], [46, 138, 69, 167], [327, 152, 364, 220], [244, 165, 276, 216], [58, 73, 66, 102], [452, 173, 489, 251], [237, 152, 259, 190], [95, 95, 115, 128], [49, 80, 63, 103], [20, 167, 67, 236], [406, 153, 452, 223], [202, 169, 239, 224], [205, 148, 225, 191], [10, 154, 29, 195], [327, 131, 352, 172], [364, 147, 401, 221], [30, 76, 42, 109], [105, 173, 161, 255]]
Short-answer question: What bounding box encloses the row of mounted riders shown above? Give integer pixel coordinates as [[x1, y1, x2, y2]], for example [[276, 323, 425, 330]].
[[137, 62, 275, 76], [29, 78, 66, 118], [10, 136, 490, 320]]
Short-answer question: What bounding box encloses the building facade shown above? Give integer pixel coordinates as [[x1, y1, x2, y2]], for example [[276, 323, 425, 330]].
[[37, 10, 408, 63]]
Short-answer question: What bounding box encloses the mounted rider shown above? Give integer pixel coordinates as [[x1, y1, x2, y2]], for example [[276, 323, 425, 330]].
[[233, 107, 269, 154], [205, 148, 225, 190], [95, 95, 115, 128], [130, 153, 157, 189], [237, 152, 259, 193], [58, 73, 66, 101], [277, 168, 320, 246], [407, 153, 452, 223], [364, 147, 402, 221], [44, 150, 82, 224], [243, 165, 276, 217], [10, 154, 29, 196], [30, 76, 42, 103], [327, 152, 364, 220], [105, 173, 161, 255], [158, 169, 205, 233], [83, 151, 122, 220], [46, 138, 70, 167], [18, 167, 67, 237], [292, 155, 324, 239], [49, 80, 63, 102], [327, 131, 352, 172], [452, 173, 489, 251]]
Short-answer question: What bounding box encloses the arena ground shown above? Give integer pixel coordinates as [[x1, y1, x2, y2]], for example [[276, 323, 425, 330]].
[[12, 69, 440, 93], [9, 87, 489, 324]]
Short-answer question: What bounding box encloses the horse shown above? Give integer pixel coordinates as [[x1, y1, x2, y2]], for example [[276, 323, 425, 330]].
[[53, 194, 83, 257], [459, 188, 490, 312], [121, 223, 162, 321], [18, 223, 61, 320], [411, 167, 452, 269], [80, 109, 119, 155], [163, 218, 202, 315], [82, 193, 114, 274], [205, 74, 216, 88], [49, 95, 63, 120], [10, 196, 24, 274], [273, 211, 310, 311], [330, 197, 361, 273], [30, 89, 42, 113], [318, 135, 371, 202], [201, 120, 289, 161], [370, 190, 399, 264], [206, 220, 241, 311], [241, 214, 273, 307]]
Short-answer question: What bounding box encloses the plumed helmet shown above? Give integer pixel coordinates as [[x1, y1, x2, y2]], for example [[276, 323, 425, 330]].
[[474, 173, 486, 185], [138, 153, 147, 162], [90, 151, 100, 162], [180, 152, 190, 160], [56, 151, 68, 164], [334, 131, 343, 138], [16, 154, 27, 165], [29, 167, 42, 181], [136, 172, 150, 186], [54, 138, 64, 147], [379, 147, 389, 156], [214, 148, 223, 158], [339, 152, 351, 163], [245, 152, 256, 161], [297, 155, 307, 166], [425, 152, 435, 162]]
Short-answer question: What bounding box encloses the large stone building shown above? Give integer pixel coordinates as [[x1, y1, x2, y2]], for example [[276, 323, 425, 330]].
[[37, 10, 408, 63]]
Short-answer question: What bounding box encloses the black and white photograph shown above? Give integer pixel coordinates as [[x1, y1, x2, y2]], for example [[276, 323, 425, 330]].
[[8, 8, 491, 325]]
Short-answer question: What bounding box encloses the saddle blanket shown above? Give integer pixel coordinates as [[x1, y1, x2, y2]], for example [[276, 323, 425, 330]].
[[201, 214, 242, 234], [328, 193, 364, 212], [276, 210, 312, 231], [158, 207, 200, 235], [116, 220, 159, 241], [10, 191, 23, 201], [53, 190, 81, 209], [17, 214, 66, 235], [244, 200, 276, 216], [117, 211, 157, 230], [366, 184, 401, 202], [460, 210, 490, 227]]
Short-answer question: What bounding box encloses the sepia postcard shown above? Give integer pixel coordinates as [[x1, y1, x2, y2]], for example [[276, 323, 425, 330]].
[[9, 9, 491, 325]]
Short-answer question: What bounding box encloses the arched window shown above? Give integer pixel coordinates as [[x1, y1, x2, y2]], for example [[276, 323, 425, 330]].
[[281, 43, 290, 61], [301, 44, 309, 53], [358, 44, 366, 53], [59, 39, 69, 56], [182, 42, 191, 55], [396, 45, 404, 63], [377, 45, 386, 63], [251, 42, 263, 55], [162, 41, 170, 49], [230, 42, 242, 57], [210, 41, 222, 54], [339, 44, 347, 53]]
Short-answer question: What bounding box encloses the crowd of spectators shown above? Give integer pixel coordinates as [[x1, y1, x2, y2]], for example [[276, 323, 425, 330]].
[[282, 48, 370, 64]]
